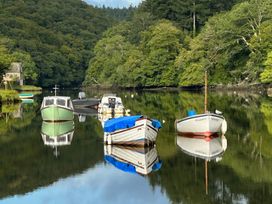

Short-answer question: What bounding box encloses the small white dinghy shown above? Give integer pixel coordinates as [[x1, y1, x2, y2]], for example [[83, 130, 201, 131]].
[[104, 145, 162, 175], [175, 71, 227, 137], [176, 112, 227, 137], [104, 115, 161, 146]]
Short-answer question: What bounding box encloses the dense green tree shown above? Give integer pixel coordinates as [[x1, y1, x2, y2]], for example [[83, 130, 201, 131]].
[[0, 38, 13, 77], [84, 19, 184, 87], [140, 20, 184, 86], [178, 0, 272, 86], [0, 0, 117, 87], [140, 0, 242, 35], [260, 51, 272, 83], [85, 35, 137, 86]]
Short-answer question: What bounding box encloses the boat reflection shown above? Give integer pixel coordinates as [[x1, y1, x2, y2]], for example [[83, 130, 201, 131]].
[[176, 134, 227, 194], [104, 145, 162, 175], [176, 134, 227, 161], [41, 121, 74, 156]]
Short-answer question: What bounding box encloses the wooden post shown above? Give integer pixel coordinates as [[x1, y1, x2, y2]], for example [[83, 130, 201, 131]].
[[205, 160, 208, 195], [204, 71, 208, 113]]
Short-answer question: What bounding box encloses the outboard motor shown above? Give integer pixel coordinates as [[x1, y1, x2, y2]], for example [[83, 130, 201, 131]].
[[78, 92, 86, 100], [108, 98, 116, 109]]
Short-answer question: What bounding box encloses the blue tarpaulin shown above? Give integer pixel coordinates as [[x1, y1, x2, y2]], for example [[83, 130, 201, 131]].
[[104, 155, 136, 174], [104, 115, 162, 133]]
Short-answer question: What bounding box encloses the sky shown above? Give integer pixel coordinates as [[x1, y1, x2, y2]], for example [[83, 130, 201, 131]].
[[84, 0, 143, 8], [1, 163, 170, 204]]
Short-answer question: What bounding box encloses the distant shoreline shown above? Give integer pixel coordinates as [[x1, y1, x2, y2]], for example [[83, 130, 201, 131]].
[[83, 83, 272, 92]]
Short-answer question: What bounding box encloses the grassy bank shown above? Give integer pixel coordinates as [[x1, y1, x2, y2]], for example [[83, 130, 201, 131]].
[[0, 90, 19, 102], [15, 85, 42, 91]]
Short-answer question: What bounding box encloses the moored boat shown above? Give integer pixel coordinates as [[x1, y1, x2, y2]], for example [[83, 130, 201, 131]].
[[175, 71, 227, 137], [19, 93, 33, 99], [176, 112, 227, 137], [98, 94, 125, 115], [104, 115, 161, 146], [41, 96, 74, 121], [72, 92, 100, 108], [104, 145, 162, 175]]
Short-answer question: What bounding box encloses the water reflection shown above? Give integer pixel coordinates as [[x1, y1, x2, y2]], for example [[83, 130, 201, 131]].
[[176, 135, 227, 161], [41, 121, 74, 157], [104, 145, 162, 175], [176, 134, 227, 194]]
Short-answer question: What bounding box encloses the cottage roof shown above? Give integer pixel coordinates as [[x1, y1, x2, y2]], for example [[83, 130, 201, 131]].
[[7, 62, 22, 73]]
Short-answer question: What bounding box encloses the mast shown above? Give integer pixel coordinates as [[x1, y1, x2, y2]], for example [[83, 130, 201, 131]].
[[53, 85, 58, 96], [204, 70, 208, 113], [205, 160, 208, 195]]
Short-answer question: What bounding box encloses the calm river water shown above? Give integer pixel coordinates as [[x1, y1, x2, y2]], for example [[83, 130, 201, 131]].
[[0, 89, 272, 204]]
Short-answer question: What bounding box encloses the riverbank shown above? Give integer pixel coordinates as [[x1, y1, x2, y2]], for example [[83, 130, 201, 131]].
[[84, 83, 272, 93], [0, 90, 19, 102], [15, 85, 42, 91]]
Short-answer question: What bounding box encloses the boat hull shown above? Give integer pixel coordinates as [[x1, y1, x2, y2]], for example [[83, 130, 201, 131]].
[[72, 98, 100, 108], [176, 113, 225, 136], [19, 93, 33, 99], [104, 119, 159, 146], [98, 107, 125, 115], [41, 106, 74, 121]]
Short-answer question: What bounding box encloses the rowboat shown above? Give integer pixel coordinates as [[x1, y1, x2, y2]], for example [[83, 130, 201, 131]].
[[98, 94, 125, 115], [104, 145, 162, 175], [19, 93, 33, 99], [104, 115, 161, 146], [176, 112, 227, 137], [175, 71, 227, 136], [72, 92, 100, 108]]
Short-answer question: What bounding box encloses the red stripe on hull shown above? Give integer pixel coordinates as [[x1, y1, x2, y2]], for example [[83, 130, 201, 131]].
[[177, 131, 219, 138]]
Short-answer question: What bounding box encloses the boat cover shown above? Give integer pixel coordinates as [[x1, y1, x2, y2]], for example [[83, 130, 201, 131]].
[[152, 161, 163, 171], [103, 115, 162, 133], [104, 155, 136, 174]]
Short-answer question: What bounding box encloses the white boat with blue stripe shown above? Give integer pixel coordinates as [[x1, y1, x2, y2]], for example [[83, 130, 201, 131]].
[[104, 115, 161, 146]]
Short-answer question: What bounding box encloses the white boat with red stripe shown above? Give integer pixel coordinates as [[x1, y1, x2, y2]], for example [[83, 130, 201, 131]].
[[175, 112, 227, 137]]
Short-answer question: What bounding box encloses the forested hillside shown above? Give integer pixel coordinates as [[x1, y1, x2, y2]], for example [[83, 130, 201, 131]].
[[0, 0, 118, 87], [85, 0, 272, 88]]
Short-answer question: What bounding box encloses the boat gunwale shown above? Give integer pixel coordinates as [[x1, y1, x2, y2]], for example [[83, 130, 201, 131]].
[[176, 113, 224, 123]]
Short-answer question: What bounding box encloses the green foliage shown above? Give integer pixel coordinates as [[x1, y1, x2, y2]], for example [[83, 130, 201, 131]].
[[260, 51, 272, 83], [0, 89, 19, 102], [0, 0, 115, 87], [140, 0, 241, 34], [85, 19, 184, 87], [177, 0, 272, 86], [15, 85, 42, 91], [0, 37, 14, 76]]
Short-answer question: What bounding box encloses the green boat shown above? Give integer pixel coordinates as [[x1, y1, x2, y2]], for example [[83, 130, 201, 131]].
[[41, 121, 74, 146], [41, 96, 74, 121], [19, 93, 34, 99]]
